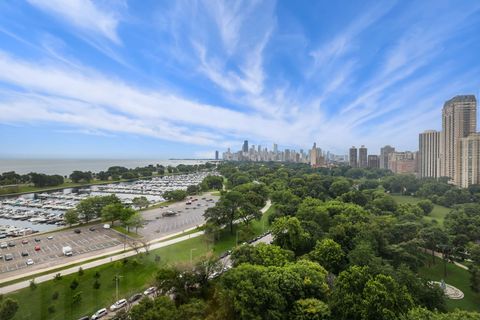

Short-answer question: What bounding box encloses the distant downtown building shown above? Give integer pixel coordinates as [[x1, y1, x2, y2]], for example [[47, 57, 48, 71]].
[[242, 140, 249, 153], [419, 130, 440, 178], [457, 133, 480, 188], [359, 145, 368, 168], [440, 95, 477, 183], [349, 146, 358, 168], [367, 155, 380, 169], [380, 145, 395, 169], [215, 150, 219, 160]]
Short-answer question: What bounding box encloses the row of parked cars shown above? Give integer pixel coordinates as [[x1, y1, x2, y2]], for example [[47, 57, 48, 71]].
[[78, 286, 157, 320]]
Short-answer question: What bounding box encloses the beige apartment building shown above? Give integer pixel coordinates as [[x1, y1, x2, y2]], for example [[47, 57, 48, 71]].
[[456, 133, 480, 188], [440, 95, 477, 183]]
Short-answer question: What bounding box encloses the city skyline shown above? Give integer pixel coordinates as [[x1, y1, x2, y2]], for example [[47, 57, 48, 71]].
[[0, 1, 480, 158]]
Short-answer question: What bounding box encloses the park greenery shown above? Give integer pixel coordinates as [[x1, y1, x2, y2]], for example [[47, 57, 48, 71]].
[[6, 162, 480, 320]]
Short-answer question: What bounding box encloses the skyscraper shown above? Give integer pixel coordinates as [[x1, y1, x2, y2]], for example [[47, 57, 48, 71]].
[[215, 150, 219, 160], [440, 95, 477, 183], [310, 143, 318, 167], [367, 155, 380, 168], [457, 133, 480, 188], [419, 130, 440, 178], [349, 146, 357, 168], [242, 140, 249, 153], [359, 145, 368, 168], [380, 145, 395, 170]]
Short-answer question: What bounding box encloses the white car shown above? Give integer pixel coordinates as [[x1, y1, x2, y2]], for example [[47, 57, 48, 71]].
[[26, 259, 34, 266], [103, 224, 110, 229], [91, 308, 108, 319], [47, 236, 54, 240], [109, 298, 127, 311], [143, 286, 157, 295], [0, 242, 7, 249]]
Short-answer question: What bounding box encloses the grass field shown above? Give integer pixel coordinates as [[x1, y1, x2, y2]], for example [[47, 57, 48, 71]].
[[419, 256, 480, 312], [391, 195, 451, 226], [8, 206, 274, 320]]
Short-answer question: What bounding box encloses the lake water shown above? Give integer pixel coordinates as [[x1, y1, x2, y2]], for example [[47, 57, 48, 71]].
[[0, 159, 208, 175]]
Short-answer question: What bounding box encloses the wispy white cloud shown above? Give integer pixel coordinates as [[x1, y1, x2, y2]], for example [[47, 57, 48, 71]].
[[27, 0, 122, 44]]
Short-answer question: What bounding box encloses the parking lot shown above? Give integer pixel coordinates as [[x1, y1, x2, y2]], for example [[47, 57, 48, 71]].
[[0, 194, 219, 279], [139, 194, 219, 240], [0, 224, 124, 277]]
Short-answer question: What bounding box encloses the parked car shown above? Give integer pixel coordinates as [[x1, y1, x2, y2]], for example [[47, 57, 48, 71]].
[[0, 242, 7, 249], [74, 229, 81, 234], [8, 242, 15, 247], [47, 236, 54, 240], [91, 308, 108, 319], [21, 251, 29, 257], [128, 293, 143, 303], [26, 259, 34, 266], [89, 226, 96, 231], [21, 239, 29, 244], [5, 254, 13, 261], [34, 238, 41, 242], [103, 224, 110, 229], [143, 286, 157, 295], [34, 245, 41, 251], [110, 298, 127, 311]]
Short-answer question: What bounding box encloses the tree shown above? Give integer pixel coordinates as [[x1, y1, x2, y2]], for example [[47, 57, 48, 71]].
[[271, 216, 309, 255], [309, 238, 345, 274], [70, 278, 79, 290], [213, 261, 329, 320], [329, 179, 351, 197], [76, 195, 121, 223], [127, 212, 145, 233], [186, 184, 200, 195], [417, 200, 434, 215], [362, 274, 413, 320], [132, 196, 150, 209], [202, 175, 224, 190], [120, 207, 136, 230], [231, 243, 294, 267], [0, 295, 19, 320], [64, 209, 79, 227], [177, 298, 207, 320], [129, 295, 177, 320], [237, 202, 261, 226], [163, 190, 188, 202], [291, 298, 330, 320], [69, 170, 92, 183], [101, 203, 124, 226], [331, 266, 413, 320]]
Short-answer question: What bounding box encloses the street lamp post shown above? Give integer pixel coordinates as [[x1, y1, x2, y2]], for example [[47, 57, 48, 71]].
[[190, 248, 197, 265], [115, 274, 124, 301]]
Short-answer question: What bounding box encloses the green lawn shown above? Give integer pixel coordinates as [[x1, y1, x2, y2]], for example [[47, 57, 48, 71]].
[[419, 256, 480, 312], [8, 206, 274, 320], [391, 195, 451, 226]]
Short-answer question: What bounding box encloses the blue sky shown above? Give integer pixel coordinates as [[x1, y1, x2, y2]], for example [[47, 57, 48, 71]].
[[0, 0, 479, 159]]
